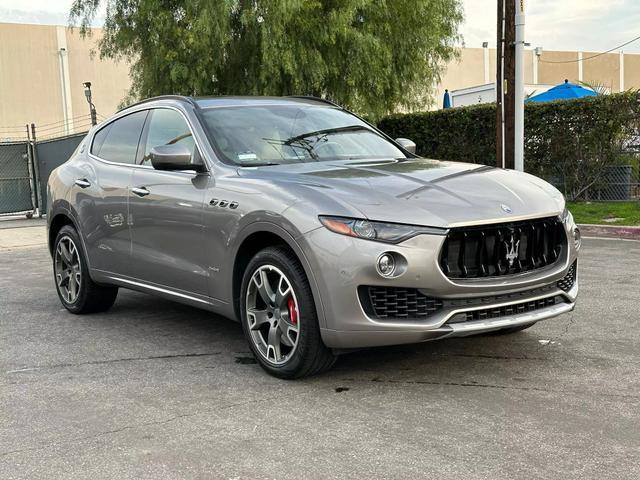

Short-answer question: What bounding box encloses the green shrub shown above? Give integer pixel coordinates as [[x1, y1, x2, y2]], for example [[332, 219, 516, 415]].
[[378, 91, 640, 200]]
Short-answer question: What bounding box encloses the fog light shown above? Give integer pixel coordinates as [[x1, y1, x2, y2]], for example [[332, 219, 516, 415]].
[[573, 227, 581, 249], [377, 253, 396, 277]]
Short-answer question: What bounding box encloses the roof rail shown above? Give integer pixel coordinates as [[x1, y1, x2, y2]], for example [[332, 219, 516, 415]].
[[118, 95, 198, 113], [287, 95, 341, 108]]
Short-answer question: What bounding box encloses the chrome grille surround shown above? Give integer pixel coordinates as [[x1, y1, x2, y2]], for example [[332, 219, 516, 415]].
[[439, 216, 567, 279]]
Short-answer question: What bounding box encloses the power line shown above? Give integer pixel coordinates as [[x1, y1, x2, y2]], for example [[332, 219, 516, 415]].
[[35, 113, 93, 128], [539, 34, 640, 64], [1, 114, 92, 133]]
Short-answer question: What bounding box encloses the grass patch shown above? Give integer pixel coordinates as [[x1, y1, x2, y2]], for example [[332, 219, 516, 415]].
[[567, 201, 640, 226]]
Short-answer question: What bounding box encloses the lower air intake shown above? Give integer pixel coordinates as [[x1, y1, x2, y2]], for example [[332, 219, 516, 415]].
[[360, 286, 443, 320]]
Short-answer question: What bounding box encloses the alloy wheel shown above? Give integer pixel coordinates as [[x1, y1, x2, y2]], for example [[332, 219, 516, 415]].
[[54, 236, 82, 304], [245, 265, 300, 365]]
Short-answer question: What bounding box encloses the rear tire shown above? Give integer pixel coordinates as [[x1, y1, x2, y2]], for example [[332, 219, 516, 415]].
[[53, 225, 118, 314], [240, 246, 336, 379]]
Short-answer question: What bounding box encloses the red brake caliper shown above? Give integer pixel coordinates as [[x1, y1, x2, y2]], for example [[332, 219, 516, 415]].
[[287, 297, 298, 325]]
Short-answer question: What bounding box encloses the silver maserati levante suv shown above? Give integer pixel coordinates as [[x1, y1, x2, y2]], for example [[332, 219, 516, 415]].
[[47, 96, 580, 378]]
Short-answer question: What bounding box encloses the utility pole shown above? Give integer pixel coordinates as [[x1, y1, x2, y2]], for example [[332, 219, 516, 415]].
[[83, 82, 98, 126], [496, 0, 515, 169], [514, 0, 525, 171]]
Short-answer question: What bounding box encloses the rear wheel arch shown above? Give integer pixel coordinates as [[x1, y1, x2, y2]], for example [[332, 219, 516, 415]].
[[231, 225, 326, 329], [49, 213, 76, 255]]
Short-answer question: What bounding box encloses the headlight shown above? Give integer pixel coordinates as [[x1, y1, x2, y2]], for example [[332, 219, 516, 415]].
[[318, 216, 447, 244], [561, 208, 581, 250]]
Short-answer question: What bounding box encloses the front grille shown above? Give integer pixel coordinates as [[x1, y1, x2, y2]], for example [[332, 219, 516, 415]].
[[440, 216, 566, 279], [447, 295, 565, 324], [557, 261, 577, 292], [360, 262, 576, 322], [360, 286, 443, 320]]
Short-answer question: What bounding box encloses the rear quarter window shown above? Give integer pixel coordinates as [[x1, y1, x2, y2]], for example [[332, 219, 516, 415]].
[[90, 111, 148, 164]]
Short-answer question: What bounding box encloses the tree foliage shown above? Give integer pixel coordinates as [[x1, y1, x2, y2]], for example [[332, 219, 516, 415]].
[[70, 0, 462, 118], [378, 91, 640, 200]]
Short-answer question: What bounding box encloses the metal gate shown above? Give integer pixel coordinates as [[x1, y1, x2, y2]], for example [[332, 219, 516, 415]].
[[0, 142, 34, 215]]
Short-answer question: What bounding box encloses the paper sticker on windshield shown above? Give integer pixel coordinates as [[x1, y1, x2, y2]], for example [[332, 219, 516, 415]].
[[237, 152, 258, 162]]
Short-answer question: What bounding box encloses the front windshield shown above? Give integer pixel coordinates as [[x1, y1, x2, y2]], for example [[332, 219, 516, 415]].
[[200, 105, 407, 166]]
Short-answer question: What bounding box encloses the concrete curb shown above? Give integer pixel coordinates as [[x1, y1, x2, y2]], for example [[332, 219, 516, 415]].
[[579, 223, 640, 240]]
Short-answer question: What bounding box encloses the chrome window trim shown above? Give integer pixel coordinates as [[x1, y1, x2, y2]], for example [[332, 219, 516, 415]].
[[87, 104, 211, 177]]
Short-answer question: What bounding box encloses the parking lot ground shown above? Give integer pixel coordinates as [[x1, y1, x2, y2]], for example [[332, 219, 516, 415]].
[[1, 233, 639, 480]]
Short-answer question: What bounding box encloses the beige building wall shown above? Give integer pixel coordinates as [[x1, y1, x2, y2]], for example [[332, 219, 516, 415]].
[[65, 28, 131, 130], [435, 48, 488, 109], [536, 50, 579, 85], [3, 22, 640, 128], [0, 22, 131, 140], [0, 23, 65, 137], [435, 47, 640, 110], [582, 52, 620, 92], [624, 54, 640, 90]]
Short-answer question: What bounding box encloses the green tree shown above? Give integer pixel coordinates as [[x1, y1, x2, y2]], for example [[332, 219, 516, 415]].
[[71, 0, 462, 118]]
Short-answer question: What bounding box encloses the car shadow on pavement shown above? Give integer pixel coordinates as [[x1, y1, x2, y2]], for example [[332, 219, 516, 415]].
[[93, 288, 554, 383]]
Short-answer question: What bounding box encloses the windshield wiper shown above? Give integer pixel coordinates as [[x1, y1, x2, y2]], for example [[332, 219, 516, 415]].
[[284, 125, 371, 145], [238, 162, 282, 167]]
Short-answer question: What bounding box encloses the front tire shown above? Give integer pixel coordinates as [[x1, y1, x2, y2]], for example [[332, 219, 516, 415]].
[[53, 225, 118, 314], [240, 246, 336, 379]]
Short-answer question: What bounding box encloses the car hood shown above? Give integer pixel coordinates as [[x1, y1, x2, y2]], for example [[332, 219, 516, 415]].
[[237, 158, 565, 228]]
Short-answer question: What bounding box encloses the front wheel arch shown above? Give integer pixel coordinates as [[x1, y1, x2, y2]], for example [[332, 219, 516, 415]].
[[231, 224, 326, 331]]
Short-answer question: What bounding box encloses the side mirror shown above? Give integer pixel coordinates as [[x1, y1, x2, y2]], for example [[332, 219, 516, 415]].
[[395, 137, 416, 154], [150, 144, 205, 172]]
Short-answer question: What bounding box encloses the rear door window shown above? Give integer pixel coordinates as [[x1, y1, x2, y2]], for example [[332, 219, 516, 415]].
[[91, 110, 148, 164]]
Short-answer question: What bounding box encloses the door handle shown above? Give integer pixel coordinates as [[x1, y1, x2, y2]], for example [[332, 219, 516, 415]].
[[131, 187, 150, 197], [74, 178, 91, 188]]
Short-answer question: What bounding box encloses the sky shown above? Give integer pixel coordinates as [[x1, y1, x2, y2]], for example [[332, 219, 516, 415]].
[[1, 0, 640, 54]]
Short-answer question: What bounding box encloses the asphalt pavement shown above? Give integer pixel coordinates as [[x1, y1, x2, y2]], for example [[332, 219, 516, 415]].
[[1, 229, 638, 480]]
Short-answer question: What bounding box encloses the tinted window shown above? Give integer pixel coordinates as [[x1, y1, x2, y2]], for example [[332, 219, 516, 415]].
[[141, 109, 196, 166], [200, 105, 406, 166], [94, 111, 148, 164], [91, 123, 111, 156]]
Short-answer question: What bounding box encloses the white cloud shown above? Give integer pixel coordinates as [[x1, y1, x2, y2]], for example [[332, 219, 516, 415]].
[[0, 0, 74, 13], [0, 0, 105, 26], [460, 0, 640, 53], [1, 0, 640, 54]]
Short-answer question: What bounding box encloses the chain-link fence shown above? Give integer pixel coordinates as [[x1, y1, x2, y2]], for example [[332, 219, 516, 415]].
[[585, 165, 640, 201], [0, 122, 89, 217], [0, 142, 34, 215]]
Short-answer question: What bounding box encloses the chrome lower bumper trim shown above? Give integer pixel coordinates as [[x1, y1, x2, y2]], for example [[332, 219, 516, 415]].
[[443, 300, 575, 337]]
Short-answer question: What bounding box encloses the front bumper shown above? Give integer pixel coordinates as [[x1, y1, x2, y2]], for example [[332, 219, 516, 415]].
[[300, 224, 579, 349]]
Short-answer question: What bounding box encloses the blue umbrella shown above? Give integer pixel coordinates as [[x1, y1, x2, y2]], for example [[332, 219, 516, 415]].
[[443, 89, 451, 108], [527, 79, 597, 103]]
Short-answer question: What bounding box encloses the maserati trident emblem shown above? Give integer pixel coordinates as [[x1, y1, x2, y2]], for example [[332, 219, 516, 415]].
[[501, 204, 512, 214], [504, 233, 520, 267]]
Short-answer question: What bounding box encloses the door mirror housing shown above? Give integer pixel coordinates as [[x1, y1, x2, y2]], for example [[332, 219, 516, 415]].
[[395, 137, 416, 154], [150, 144, 206, 172]]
